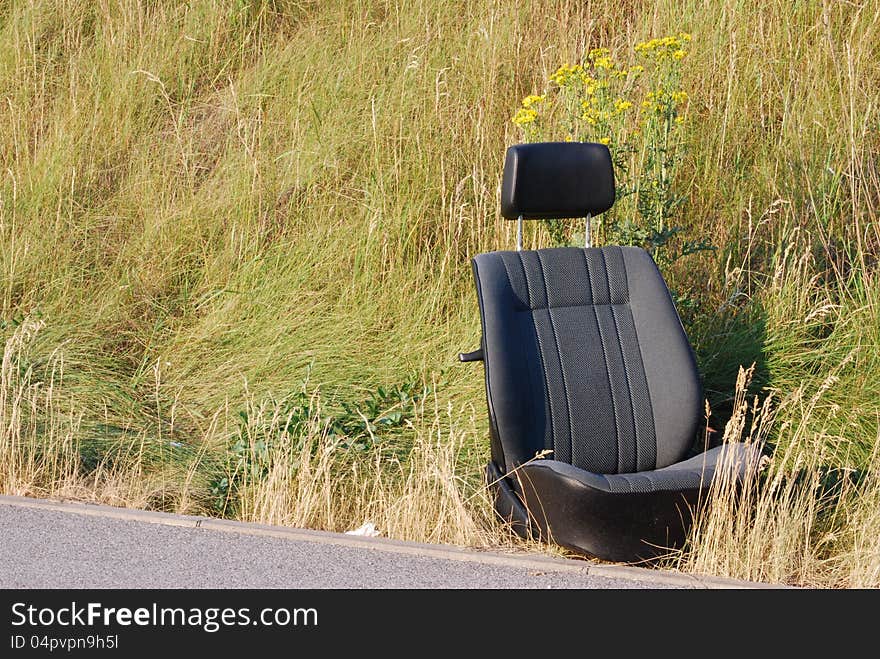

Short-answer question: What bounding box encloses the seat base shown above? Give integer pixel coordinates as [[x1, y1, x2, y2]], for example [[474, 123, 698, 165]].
[[487, 444, 757, 563], [518, 462, 701, 562], [489, 460, 701, 562]]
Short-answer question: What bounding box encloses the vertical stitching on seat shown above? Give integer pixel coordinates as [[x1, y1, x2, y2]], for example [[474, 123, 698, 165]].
[[601, 247, 614, 305], [519, 251, 554, 456], [609, 245, 630, 305], [517, 252, 531, 309], [611, 304, 639, 472], [619, 249, 659, 469], [604, 248, 637, 473], [584, 249, 621, 473], [582, 248, 594, 306], [500, 257, 520, 310], [536, 250, 575, 466]]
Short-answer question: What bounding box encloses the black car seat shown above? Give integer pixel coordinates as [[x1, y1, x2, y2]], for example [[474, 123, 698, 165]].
[[461, 142, 757, 562]]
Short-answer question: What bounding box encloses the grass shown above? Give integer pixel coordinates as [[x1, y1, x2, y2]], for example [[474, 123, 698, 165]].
[[0, 0, 877, 586], [0, 318, 507, 547], [669, 365, 880, 587]]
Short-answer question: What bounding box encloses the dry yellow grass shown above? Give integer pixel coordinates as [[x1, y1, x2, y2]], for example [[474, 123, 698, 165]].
[[0, 0, 877, 586], [0, 319, 509, 548]]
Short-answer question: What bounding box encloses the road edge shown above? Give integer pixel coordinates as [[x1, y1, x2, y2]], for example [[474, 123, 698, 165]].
[[0, 495, 783, 589]]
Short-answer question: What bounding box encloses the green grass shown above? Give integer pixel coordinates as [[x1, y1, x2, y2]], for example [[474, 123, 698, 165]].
[[0, 0, 878, 586]]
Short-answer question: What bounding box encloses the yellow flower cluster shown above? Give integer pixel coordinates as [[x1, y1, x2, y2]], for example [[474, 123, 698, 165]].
[[550, 53, 644, 91], [512, 94, 547, 126], [580, 100, 597, 125], [640, 88, 689, 116], [509, 34, 696, 258], [514, 35, 691, 137], [579, 107, 611, 125], [634, 33, 691, 62], [550, 63, 590, 87], [588, 47, 614, 70], [521, 94, 545, 109], [512, 107, 538, 126]]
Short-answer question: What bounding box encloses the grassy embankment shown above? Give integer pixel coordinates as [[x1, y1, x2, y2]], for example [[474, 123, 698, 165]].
[[1, 1, 877, 586]]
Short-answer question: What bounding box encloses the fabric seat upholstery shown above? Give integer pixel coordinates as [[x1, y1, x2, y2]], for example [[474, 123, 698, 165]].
[[473, 245, 702, 476]]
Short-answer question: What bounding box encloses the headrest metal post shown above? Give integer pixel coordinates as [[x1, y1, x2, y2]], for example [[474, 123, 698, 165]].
[[584, 213, 592, 249], [516, 215, 523, 251]]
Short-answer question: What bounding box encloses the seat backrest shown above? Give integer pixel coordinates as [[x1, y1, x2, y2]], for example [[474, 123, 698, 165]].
[[473, 246, 701, 475], [473, 142, 701, 475]]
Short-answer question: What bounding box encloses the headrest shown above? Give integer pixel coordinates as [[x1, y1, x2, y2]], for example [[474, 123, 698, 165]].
[[500, 142, 616, 220]]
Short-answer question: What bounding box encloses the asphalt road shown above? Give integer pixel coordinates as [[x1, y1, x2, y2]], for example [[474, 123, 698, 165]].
[[0, 496, 754, 589]]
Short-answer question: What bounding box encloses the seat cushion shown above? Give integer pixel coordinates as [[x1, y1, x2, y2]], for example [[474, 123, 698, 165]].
[[520, 443, 759, 494]]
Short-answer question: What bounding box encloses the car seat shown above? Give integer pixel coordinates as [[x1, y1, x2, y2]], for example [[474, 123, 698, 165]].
[[460, 142, 757, 562]]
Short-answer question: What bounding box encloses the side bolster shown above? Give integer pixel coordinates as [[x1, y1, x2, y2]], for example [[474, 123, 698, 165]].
[[472, 252, 547, 470], [621, 247, 702, 468], [471, 258, 504, 470]]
